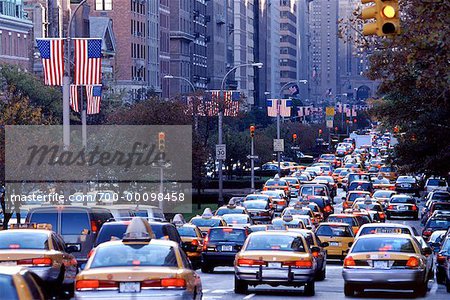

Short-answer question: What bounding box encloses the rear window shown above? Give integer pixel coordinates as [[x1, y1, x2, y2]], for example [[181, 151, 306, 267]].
[[265, 180, 288, 187], [208, 228, 246, 243], [90, 244, 177, 268], [427, 219, 450, 230], [190, 218, 221, 227], [134, 210, 148, 217], [348, 193, 368, 202], [316, 225, 353, 237], [432, 203, 450, 211], [243, 201, 267, 210], [326, 216, 357, 226], [359, 226, 411, 236], [245, 234, 305, 252], [29, 210, 58, 231], [61, 211, 90, 235], [177, 227, 197, 237], [431, 193, 450, 201], [427, 179, 447, 187], [216, 208, 245, 216], [0, 274, 18, 300], [0, 232, 49, 250], [352, 237, 415, 253], [95, 224, 127, 246], [222, 215, 249, 224], [390, 197, 415, 204], [349, 182, 372, 191], [373, 191, 394, 198]]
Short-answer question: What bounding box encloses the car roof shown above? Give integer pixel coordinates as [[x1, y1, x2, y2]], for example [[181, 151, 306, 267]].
[[0, 266, 28, 275], [359, 223, 412, 229], [249, 230, 304, 238], [318, 222, 352, 227], [357, 233, 414, 240], [95, 238, 179, 249], [1, 229, 51, 235]]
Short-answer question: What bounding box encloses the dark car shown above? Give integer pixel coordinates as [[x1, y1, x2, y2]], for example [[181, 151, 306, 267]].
[[395, 176, 421, 197], [306, 196, 334, 219], [242, 200, 273, 224], [423, 202, 450, 224], [347, 180, 374, 194], [94, 220, 182, 247], [26, 206, 112, 263], [386, 195, 419, 220], [436, 232, 450, 288], [422, 216, 450, 242], [201, 227, 249, 273]]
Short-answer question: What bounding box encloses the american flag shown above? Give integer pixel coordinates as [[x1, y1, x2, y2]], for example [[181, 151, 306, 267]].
[[297, 106, 304, 117], [223, 91, 240, 117], [36, 39, 64, 86], [267, 99, 292, 117], [70, 85, 80, 112], [288, 84, 299, 96], [74, 39, 102, 85], [86, 85, 102, 114], [204, 91, 219, 116], [352, 105, 358, 117]]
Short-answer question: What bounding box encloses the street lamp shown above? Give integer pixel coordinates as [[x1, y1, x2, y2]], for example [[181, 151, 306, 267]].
[[275, 80, 308, 176], [163, 75, 196, 93], [217, 62, 263, 206]]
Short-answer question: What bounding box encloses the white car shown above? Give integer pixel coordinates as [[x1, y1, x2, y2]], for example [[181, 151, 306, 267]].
[[425, 178, 448, 195]]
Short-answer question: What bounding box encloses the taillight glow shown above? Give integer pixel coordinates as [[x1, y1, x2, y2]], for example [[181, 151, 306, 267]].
[[344, 256, 356, 267], [76, 280, 99, 290], [387, 205, 394, 210], [423, 230, 432, 236], [412, 205, 417, 211], [406, 257, 419, 268], [91, 220, 98, 234], [237, 258, 266, 266], [191, 239, 199, 246], [18, 257, 52, 266], [282, 260, 312, 268], [437, 254, 446, 264], [161, 278, 186, 288]]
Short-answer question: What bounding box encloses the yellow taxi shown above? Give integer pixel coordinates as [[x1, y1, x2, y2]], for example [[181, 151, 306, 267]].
[[214, 200, 248, 217], [343, 233, 433, 297], [176, 224, 203, 270], [342, 191, 371, 210], [0, 224, 78, 293], [378, 165, 398, 181], [189, 208, 227, 233], [0, 266, 46, 300], [234, 231, 320, 296], [263, 177, 291, 197], [315, 222, 355, 260], [272, 214, 306, 229], [325, 214, 361, 235], [75, 218, 202, 299]]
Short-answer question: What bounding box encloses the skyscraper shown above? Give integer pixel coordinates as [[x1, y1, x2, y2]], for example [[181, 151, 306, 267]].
[[279, 0, 298, 97]]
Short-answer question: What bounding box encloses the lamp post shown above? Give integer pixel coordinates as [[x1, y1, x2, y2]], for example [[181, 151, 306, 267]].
[[276, 80, 307, 176], [218, 62, 263, 206]]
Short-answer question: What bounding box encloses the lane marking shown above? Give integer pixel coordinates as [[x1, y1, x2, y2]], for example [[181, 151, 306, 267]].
[[211, 289, 229, 294], [243, 294, 255, 300], [203, 289, 210, 293]]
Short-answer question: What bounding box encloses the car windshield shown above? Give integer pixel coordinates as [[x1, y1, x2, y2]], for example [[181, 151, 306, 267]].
[[177, 227, 197, 237], [355, 203, 382, 211], [359, 226, 411, 236], [432, 203, 450, 211], [321, 155, 335, 160], [245, 235, 305, 252], [243, 201, 267, 209], [373, 191, 394, 198], [315, 177, 333, 183], [222, 215, 249, 224], [397, 177, 416, 183], [0, 274, 18, 300], [245, 195, 268, 201], [284, 178, 298, 185], [390, 197, 415, 204], [326, 216, 357, 226], [352, 237, 416, 253], [265, 180, 288, 186], [349, 182, 371, 191], [191, 218, 221, 227], [428, 179, 447, 187], [0, 232, 48, 250], [95, 224, 127, 246], [427, 219, 450, 229], [316, 225, 353, 237], [348, 193, 369, 202], [216, 208, 244, 216], [90, 244, 177, 268], [208, 228, 246, 242], [349, 174, 370, 182], [379, 167, 392, 172]]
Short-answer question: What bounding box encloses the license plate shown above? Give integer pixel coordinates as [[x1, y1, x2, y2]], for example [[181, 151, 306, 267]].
[[268, 262, 281, 268], [373, 261, 389, 269], [330, 242, 340, 247], [119, 282, 140, 293], [0, 261, 17, 266], [221, 245, 233, 252], [400, 206, 408, 210], [401, 184, 410, 188]]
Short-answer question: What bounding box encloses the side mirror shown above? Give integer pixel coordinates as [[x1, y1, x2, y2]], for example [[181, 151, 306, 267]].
[[79, 263, 86, 271], [321, 242, 329, 248], [65, 243, 81, 253], [311, 246, 321, 256], [348, 242, 353, 248], [201, 232, 207, 238]]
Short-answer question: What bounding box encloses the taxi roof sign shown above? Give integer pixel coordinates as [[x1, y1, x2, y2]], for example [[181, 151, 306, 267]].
[[227, 198, 237, 208], [202, 208, 213, 219], [9, 223, 52, 230], [172, 214, 186, 226], [123, 217, 155, 242]]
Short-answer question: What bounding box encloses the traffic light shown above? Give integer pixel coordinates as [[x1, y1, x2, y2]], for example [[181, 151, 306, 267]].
[[158, 132, 165, 152], [361, 0, 400, 36], [353, 118, 358, 123], [334, 126, 338, 133], [292, 133, 297, 143], [250, 125, 255, 138], [318, 129, 323, 136]]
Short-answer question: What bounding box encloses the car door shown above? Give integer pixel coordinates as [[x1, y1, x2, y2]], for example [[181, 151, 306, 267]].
[[53, 233, 77, 283]]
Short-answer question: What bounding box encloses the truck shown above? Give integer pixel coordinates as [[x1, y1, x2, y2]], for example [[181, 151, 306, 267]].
[[350, 133, 372, 149]]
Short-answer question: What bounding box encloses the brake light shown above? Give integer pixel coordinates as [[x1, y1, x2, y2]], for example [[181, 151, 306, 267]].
[[161, 278, 186, 288], [406, 257, 419, 268], [343, 202, 349, 208], [191, 239, 199, 246], [237, 258, 266, 266], [277, 200, 286, 206], [141, 279, 161, 288], [18, 257, 52, 266], [423, 230, 432, 237], [324, 205, 332, 213], [202, 235, 209, 251], [387, 205, 394, 210], [76, 280, 118, 290], [437, 254, 446, 264], [412, 205, 417, 211], [282, 260, 312, 268], [344, 256, 356, 267], [91, 220, 98, 234], [379, 212, 385, 218]]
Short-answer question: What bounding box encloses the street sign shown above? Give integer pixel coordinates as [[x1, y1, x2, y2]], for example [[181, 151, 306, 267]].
[[326, 107, 335, 116], [326, 119, 334, 129], [216, 144, 226, 160], [247, 155, 259, 159], [273, 139, 284, 152], [291, 146, 300, 150]]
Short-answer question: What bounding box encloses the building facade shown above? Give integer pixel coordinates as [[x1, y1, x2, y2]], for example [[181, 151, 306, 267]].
[[0, 0, 33, 70], [279, 0, 298, 97]]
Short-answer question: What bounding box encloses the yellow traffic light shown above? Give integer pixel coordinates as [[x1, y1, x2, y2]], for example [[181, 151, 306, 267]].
[[361, 0, 400, 36], [158, 132, 165, 152], [250, 125, 255, 138]]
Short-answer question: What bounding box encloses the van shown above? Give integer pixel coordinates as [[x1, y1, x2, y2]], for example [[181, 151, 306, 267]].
[[26, 206, 113, 263]]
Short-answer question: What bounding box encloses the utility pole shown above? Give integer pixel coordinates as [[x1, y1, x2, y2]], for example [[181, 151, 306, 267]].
[[250, 126, 255, 192]]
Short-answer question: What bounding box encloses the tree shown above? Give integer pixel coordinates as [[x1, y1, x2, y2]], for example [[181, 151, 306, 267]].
[[340, 0, 450, 175]]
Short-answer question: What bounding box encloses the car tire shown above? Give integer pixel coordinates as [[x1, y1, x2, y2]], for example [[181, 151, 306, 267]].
[[234, 276, 248, 294], [437, 270, 445, 284], [201, 265, 214, 274], [304, 281, 315, 296], [316, 267, 326, 281], [414, 282, 427, 297], [344, 282, 355, 297]]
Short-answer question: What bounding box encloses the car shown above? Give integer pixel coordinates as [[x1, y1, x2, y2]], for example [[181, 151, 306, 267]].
[[352, 199, 386, 222], [326, 214, 361, 235], [0, 266, 47, 300], [342, 234, 433, 297], [125, 205, 166, 222], [281, 177, 301, 197], [221, 214, 253, 227], [26, 206, 113, 264], [272, 214, 307, 229], [176, 224, 204, 269], [234, 231, 319, 295], [424, 191, 450, 203], [263, 178, 290, 197], [372, 190, 397, 208], [189, 209, 227, 233], [0, 224, 78, 296], [422, 215, 450, 241], [300, 184, 331, 203], [214, 203, 248, 217], [425, 177, 448, 195], [428, 230, 447, 253], [302, 196, 334, 219], [395, 176, 421, 197], [337, 169, 351, 187], [312, 176, 337, 198], [318, 154, 340, 168], [332, 168, 348, 182], [242, 200, 273, 224], [386, 195, 419, 220], [372, 176, 395, 190], [422, 202, 450, 224], [342, 191, 371, 210], [201, 227, 249, 273], [354, 223, 420, 239], [377, 165, 398, 181], [436, 233, 450, 287], [260, 190, 288, 212], [74, 218, 202, 299], [243, 194, 272, 202], [315, 222, 354, 260], [347, 180, 374, 195]]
